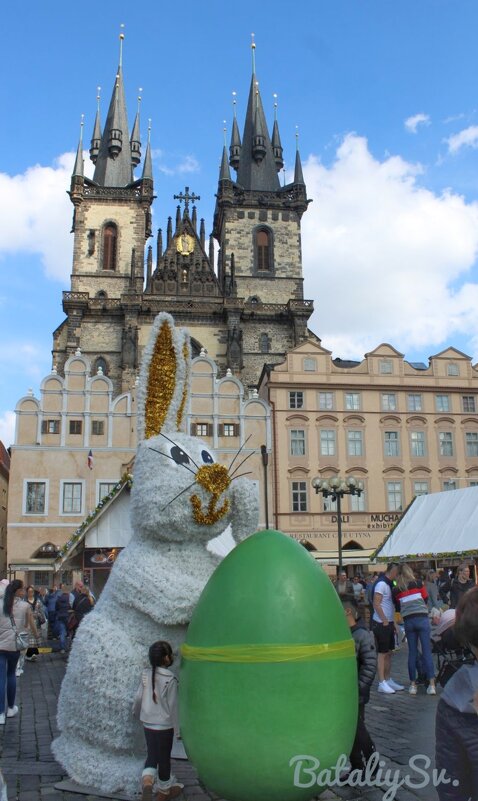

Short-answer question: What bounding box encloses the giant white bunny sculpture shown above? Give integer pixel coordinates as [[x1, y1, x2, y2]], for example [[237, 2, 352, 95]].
[[53, 313, 259, 793]]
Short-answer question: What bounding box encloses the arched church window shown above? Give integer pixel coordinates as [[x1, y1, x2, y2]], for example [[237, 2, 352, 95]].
[[256, 228, 271, 271], [102, 223, 117, 271], [94, 357, 108, 376], [260, 333, 271, 353], [96, 290, 107, 299]]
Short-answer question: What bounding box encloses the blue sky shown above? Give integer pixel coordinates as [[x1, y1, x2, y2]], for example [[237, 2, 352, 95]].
[[2, 0, 478, 446]]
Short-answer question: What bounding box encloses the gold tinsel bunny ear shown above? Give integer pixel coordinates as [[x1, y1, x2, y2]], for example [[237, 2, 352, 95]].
[[137, 312, 191, 441]]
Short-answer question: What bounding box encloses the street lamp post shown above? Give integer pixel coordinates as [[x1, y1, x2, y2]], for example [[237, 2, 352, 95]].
[[311, 476, 364, 574], [260, 444, 270, 530]]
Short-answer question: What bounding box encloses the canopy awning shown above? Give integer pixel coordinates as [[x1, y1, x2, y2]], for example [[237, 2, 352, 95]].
[[311, 548, 376, 565], [9, 560, 56, 572]]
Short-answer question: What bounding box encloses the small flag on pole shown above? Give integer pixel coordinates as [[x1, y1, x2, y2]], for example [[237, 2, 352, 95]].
[[87, 450, 94, 470]]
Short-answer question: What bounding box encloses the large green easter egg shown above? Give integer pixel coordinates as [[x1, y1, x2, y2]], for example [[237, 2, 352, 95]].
[[180, 530, 358, 801]]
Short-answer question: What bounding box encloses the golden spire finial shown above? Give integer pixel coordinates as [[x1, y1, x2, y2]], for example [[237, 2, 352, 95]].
[[223, 120, 227, 147], [232, 91, 237, 118], [96, 86, 101, 112], [148, 118, 152, 143], [79, 113, 84, 142], [251, 32, 256, 73], [137, 87, 143, 114], [273, 93, 278, 121], [119, 23, 125, 67], [295, 124, 299, 151]]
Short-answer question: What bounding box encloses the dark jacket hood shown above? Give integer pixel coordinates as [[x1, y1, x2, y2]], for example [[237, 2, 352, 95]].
[[442, 660, 478, 714]]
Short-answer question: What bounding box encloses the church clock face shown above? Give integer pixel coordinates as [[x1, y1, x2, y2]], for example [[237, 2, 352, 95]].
[[176, 232, 194, 255]]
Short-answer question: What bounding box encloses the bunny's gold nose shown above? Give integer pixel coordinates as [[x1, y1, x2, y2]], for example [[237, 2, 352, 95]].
[[195, 463, 231, 495]]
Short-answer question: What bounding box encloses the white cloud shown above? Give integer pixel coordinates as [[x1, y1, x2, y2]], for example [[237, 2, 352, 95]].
[[446, 125, 478, 154], [0, 152, 96, 283], [0, 411, 15, 449], [404, 113, 430, 134], [302, 134, 478, 358], [177, 155, 200, 174]]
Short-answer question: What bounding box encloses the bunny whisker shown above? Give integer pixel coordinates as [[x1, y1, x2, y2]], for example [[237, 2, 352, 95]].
[[230, 471, 253, 481], [161, 481, 197, 512], [159, 432, 200, 469], [229, 449, 256, 478], [147, 446, 197, 476], [228, 434, 252, 473]]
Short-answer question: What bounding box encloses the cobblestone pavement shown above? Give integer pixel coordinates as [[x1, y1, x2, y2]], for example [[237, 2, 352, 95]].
[[1, 643, 439, 801]]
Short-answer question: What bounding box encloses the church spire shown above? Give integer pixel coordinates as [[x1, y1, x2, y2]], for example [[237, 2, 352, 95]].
[[271, 95, 284, 172], [293, 129, 305, 185], [236, 38, 280, 191], [130, 90, 142, 168], [92, 30, 134, 187], [72, 116, 85, 178], [89, 87, 102, 164], [220, 145, 232, 181], [141, 120, 153, 180], [229, 92, 241, 171]]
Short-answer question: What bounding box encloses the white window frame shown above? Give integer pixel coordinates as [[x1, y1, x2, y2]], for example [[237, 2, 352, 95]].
[[97, 481, 118, 504], [381, 393, 397, 412], [350, 491, 366, 512], [318, 392, 334, 411], [387, 481, 403, 511], [447, 363, 459, 376], [439, 431, 454, 457], [291, 481, 308, 512], [345, 392, 360, 411], [323, 496, 337, 512], [91, 420, 105, 436], [303, 358, 317, 372], [320, 429, 336, 456], [465, 432, 478, 457], [443, 480, 457, 491], [379, 360, 393, 375], [289, 391, 304, 410], [384, 431, 400, 457], [59, 480, 85, 516], [410, 430, 426, 457], [223, 424, 236, 438], [23, 479, 49, 516], [463, 396, 476, 413], [407, 394, 422, 412], [290, 429, 306, 457], [347, 429, 363, 457], [196, 423, 209, 437], [436, 395, 450, 413], [413, 481, 429, 497]]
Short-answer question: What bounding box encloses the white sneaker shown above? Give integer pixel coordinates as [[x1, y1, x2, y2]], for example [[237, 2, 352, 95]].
[[7, 705, 18, 718], [409, 684, 418, 695], [15, 668, 23, 677], [0, 713, 5, 725], [427, 685, 437, 695], [387, 679, 405, 691], [378, 680, 395, 694]]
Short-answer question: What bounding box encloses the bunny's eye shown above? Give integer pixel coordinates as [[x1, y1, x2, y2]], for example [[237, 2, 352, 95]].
[[170, 446, 190, 466], [201, 450, 214, 464]]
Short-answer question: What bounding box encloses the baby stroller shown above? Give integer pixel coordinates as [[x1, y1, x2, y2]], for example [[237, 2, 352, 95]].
[[431, 610, 474, 687]]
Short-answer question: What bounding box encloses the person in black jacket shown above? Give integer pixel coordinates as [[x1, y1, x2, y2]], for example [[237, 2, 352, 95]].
[[341, 595, 377, 776], [435, 586, 478, 801], [449, 563, 475, 610], [55, 588, 71, 654]]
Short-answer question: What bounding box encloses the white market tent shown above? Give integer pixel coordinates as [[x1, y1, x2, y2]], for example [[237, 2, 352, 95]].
[[374, 486, 478, 561]]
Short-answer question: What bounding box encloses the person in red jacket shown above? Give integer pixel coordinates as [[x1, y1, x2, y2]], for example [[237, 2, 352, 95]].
[[394, 563, 437, 696]]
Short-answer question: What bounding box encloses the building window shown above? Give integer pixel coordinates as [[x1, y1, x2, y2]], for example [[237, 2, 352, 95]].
[[98, 482, 117, 502], [289, 392, 304, 409], [318, 392, 334, 410], [381, 393, 397, 412], [465, 432, 478, 457], [387, 481, 403, 511], [347, 430, 363, 457], [25, 482, 46, 514], [463, 396, 476, 413], [94, 357, 108, 376], [323, 495, 337, 513], [41, 419, 60, 434], [222, 424, 237, 437], [350, 491, 366, 512], [379, 360, 393, 374], [69, 420, 82, 435], [443, 480, 457, 491], [62, 482, 82, 514], [291, 481, 307, 512], [255, 228, 272, 271], [410, 431, 426, 457], [469, 481, 478, 487], [33, 571, 52, 588], [303, 358, 317, 372], [91, 421, 105, 436], [447, 363, 459, 376], [407, 394, 422, 412], [436, 395, 450, 413], [290, 429, 306, 457], [439, 431, 454, 457], [320, 430, 336, 456], [413, 481, 429, 497], [259, 333, 271, 353], [192, 423, 213, 437], [384, 431, 400, 457], [102, 223, 117, 271], [345, 393, 360, 411]]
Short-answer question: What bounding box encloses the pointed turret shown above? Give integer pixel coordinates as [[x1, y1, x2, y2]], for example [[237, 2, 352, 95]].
[[272, 120, 284, 173], [157, 228, 163, 263], [294, 145, 305, 185], [229, 98, 242, 170], [146, 244, 153, 288], [175, 205, 181, 231], [191, 206, 197, 230], [72, 117, 85, 178], [219, 145, 232, 181], [167, 217, 172, 247], [200, 219, 205, 250], [236, 69, 280, 191], [89, 88, 102, 164], [92, 42, 134, 187], [130, 93, 142, 168], [209, 234, 215, 268], [141, 122, 153, 181]]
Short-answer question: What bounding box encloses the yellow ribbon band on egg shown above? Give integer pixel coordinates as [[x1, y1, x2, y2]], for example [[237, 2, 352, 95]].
[[180, 640, 354, 663]]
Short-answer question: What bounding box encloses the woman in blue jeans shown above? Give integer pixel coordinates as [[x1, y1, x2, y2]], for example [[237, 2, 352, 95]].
[[0, 580, 38, 724], [394, 564, 437, 696]]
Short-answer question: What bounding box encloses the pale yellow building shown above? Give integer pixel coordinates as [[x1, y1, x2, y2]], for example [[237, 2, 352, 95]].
[[7, 351, 270, 587], [259, 339, 478, 570], [0, 442, 9, 577]]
